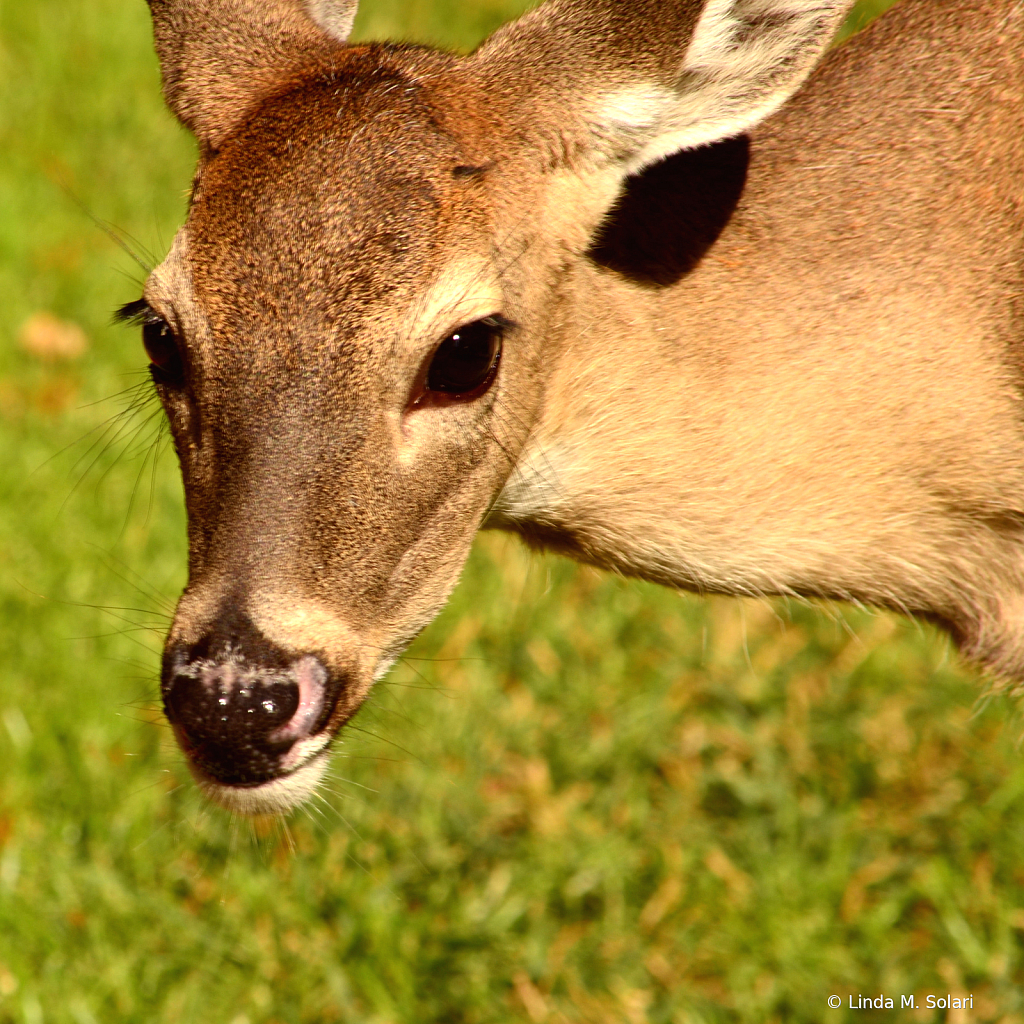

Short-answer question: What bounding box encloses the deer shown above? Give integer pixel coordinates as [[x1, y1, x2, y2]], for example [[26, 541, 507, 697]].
[[122, 0, 1024, 815]]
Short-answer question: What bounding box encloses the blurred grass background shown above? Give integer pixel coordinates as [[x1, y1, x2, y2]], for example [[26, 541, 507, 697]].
[[2, 0, 1024, 1021]]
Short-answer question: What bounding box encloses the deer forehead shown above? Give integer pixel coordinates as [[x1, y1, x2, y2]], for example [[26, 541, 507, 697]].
[[158, 52, 497, 370]]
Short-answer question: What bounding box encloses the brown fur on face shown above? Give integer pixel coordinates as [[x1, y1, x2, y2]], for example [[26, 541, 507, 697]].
[[155, 44, 524, 658], [139, 0, 1024, 813]]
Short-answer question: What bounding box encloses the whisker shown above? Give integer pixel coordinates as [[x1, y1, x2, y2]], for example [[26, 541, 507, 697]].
[[57, 180, 155, 275]]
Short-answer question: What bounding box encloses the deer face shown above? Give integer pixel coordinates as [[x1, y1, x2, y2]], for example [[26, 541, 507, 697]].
[[138, 48, 553, 812]]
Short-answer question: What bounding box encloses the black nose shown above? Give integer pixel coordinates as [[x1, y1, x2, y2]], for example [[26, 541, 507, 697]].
[[161, 609, 340, 787]]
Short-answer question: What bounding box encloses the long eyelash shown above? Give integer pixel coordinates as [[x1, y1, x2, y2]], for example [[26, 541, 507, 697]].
[[114, 298, 157, 327], [482, 314, 518, 332]]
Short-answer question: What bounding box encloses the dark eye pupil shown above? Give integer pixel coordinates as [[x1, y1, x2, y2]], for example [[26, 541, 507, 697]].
[[143, 319, 183, 383], [426, 318, 502, 396]]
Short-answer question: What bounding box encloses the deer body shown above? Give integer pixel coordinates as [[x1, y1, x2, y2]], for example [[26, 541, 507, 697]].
[[495, 0, 1024, 673], [131, 0, 1024, 813]]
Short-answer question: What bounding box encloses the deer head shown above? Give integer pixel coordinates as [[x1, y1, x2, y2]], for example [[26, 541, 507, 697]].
[[129, 0, 851, 813]]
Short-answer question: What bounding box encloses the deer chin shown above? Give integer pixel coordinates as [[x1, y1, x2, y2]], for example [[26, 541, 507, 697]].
[[188, 742, 334, 815]]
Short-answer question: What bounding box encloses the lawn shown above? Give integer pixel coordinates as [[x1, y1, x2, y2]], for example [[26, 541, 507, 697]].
[[2, 0, 1023, 1021]]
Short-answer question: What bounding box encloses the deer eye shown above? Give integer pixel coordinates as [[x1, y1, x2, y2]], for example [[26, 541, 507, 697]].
[[424, 317, 504, 399], [143, 317, 184, 386]]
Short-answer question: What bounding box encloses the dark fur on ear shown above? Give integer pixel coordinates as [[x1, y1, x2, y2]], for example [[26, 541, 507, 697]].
[[147, 0, 358, 151]]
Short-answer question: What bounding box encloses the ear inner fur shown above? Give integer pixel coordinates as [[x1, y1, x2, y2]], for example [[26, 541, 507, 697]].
[[305, 0, 359, 42]]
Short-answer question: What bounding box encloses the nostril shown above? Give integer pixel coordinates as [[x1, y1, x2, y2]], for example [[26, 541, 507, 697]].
[[269, 655, 330, 743]]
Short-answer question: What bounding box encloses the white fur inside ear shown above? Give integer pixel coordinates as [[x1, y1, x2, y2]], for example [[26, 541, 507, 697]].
[[593, 0, 849, 173], [684, 0, 842, 90], [305, 0, 358, 43]]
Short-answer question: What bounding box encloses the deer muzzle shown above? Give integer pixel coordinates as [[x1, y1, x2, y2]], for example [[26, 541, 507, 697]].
[[161, 609, 346, 813]]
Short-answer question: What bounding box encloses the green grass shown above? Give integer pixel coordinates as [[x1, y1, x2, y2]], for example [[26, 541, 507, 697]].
[[3, 0, 1024, 1021]]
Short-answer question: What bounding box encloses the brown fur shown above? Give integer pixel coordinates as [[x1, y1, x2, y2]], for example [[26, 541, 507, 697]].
[[139, 0, 1024, 812]]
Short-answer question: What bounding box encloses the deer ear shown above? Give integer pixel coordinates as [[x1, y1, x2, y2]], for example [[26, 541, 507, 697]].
[[305, 0, 359, 41], [475, 0, 852, 176], [147, 0, 359, 151]]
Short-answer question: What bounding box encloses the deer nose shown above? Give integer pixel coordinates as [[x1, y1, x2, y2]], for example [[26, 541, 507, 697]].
[[161, 614, 340, 787]]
